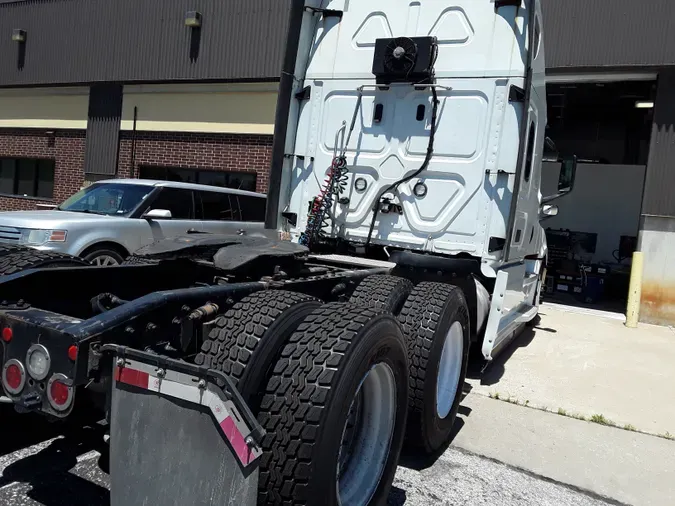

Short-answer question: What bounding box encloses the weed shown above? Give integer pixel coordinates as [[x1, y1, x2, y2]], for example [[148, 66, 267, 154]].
[[494, 392, 500, 400], [590, 414, 615, 426], [663, 432, 674, 440], [525, 400, 530, 406], [557, 408, 567, 416], [624, 424, 637, 432]]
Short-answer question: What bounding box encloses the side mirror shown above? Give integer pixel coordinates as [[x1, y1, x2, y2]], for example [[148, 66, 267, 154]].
[[558, 156, 577, 193], [143, 209, 172, 220], [543, 155, 577, 204], [543, 136, 559, 163], [540, 204, 559, 220]]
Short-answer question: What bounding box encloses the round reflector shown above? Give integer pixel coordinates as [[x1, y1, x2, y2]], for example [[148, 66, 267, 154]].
[[26, 344, 50, 381], [68, 345, 78, 362], [2, 327, 12, 343], [47, 373, 74, 412], [2, 359, 25, 395]]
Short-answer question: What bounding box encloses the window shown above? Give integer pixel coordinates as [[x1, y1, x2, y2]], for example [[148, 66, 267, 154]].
[[198, 191, 266, 222], [0, 158, 55, 198], [149, 188, 194, 219], [59, 183, 153, 216], [524, 122, 536, 183], [533, 17, 541, 59], [139, 166, 257, 192], [239, 195, 266, 222]]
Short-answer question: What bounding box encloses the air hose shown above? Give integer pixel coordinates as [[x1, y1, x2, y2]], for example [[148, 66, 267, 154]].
[[300, 92, 364, 247]]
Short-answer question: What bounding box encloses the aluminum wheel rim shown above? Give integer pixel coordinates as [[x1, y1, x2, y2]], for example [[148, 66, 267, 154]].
[[436, 321, 464, 419], [337, 362, 396, 506], [93, 255, 119, 266]]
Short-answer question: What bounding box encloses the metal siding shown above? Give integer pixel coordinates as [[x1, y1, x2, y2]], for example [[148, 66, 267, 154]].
[[0, 0, 291, 86], [643, 70, 675, 217], [84, 84, 123, 175], [542, 0, 675, 69]]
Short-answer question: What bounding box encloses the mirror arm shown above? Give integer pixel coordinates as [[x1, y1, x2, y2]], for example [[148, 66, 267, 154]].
[[541, 192, 567, 204]]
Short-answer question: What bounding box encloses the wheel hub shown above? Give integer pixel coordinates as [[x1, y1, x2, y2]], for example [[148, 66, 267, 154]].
[[436, 321, 464, 419], [337, 362, 396, 506]]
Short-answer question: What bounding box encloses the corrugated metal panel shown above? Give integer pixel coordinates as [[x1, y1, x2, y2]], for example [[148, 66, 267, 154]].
[[542, 0, 675, 69], [642, 70, 675, 217], [0, 0, 291, 86], [84, 84, 123, 175]]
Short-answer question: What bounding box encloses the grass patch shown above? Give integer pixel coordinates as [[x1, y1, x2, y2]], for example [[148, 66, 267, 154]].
[[663, 432, 674, 440], [571, 413, 587, 421], [557, 408, 567, 416], [624, 424, 637, 432], [590, 414, 615, 426]]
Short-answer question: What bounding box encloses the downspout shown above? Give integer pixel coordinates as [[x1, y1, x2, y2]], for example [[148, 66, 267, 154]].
[[264, 0, 307, 230], [130, 106, 138, 178]]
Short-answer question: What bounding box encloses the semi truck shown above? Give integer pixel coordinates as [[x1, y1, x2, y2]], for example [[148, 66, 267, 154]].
[[0, 1, 575, 504]]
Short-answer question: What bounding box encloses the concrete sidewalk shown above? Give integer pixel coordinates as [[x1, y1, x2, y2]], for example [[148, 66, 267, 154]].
[[452, 393, 675, 506], [468, 303, 675, 436]]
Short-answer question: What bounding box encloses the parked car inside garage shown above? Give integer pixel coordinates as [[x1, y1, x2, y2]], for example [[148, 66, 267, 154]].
[[0, 179, 267, 265]]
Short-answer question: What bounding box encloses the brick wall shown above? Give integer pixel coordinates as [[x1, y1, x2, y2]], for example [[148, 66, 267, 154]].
[[0, 129, 86, 211], [0, 129, 273, 211], [118, 131, 273, 194]]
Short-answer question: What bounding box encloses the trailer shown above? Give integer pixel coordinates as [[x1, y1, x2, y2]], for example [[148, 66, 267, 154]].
[[0, 1, 575, 504]]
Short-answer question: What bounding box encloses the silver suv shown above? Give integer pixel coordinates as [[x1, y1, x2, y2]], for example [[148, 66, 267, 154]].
[[0, 179, 267, 265]]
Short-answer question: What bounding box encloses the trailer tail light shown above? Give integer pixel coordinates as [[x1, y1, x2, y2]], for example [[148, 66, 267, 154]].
[[2, 327, 12, 343], [67, 345, 78, 362], [2, 359, 25, 395], [47, 373, 74, 412]]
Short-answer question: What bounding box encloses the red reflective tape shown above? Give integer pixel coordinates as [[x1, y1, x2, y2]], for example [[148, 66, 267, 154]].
[[114, 366, 150, 389], [220, 416, 252, 466]]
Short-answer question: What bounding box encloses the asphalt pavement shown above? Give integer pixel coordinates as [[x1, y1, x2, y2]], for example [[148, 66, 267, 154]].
[[0, 405, 616, 506]]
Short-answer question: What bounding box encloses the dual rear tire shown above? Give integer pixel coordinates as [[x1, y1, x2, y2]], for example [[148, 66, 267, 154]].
[[351, 276, 471, 454], [196, 291, 409, 506]]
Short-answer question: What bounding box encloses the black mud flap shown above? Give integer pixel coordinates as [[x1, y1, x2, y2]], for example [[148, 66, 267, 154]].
[[103, 345, 263, 506]]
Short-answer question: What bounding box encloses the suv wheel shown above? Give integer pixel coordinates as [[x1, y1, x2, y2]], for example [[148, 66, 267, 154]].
[[83, 248, 124, 266]]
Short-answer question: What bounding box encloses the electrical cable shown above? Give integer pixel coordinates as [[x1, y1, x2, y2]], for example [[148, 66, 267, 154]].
[[365, 85, 439, 248]]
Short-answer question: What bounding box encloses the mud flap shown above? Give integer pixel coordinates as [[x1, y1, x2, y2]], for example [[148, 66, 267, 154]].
[[103, 346, 263, 506]]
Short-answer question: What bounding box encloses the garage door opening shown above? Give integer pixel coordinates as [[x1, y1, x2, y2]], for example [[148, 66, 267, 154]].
[[542, 80, 655, 313]]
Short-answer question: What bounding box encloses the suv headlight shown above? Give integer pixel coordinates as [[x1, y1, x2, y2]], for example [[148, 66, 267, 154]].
[[20, 229, 68, 245]]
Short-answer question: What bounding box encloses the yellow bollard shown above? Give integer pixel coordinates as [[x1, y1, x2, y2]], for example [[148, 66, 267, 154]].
[[625, 251, 644, 328]]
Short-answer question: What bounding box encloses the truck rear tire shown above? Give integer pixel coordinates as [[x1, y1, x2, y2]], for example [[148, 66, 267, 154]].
[[349, 274, 414, 314], [257, 303, 408, 506], [398, 282, 470, 454], [0, 249, 89, 275], [194, 290, 321, 411]]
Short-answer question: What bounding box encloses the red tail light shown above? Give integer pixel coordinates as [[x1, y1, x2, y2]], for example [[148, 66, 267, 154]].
[[47, 373, 74, 412], [2, 359, 25, 395], [67, 345, 78, 362], [50, 381, 69, 405], [2, 327, 12, 343], [5, 364, 22, 389]]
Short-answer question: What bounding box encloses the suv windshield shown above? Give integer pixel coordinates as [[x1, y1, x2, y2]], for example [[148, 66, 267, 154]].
[[58, 183, 153, 216]]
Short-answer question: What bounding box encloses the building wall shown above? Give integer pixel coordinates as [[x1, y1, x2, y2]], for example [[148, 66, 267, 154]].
[[541, 163, 645, 265], [542, 0, 675, 69], [0, 0, 291, 87], [639, 216, 675, 325], [118, 131, 273, 194], [0, 129, 85, 210], [0, 88, 89, 129], [120, 84, 277, 136]]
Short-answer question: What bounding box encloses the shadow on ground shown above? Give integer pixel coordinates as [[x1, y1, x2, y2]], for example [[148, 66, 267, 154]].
[[0, 406, 109, 506], [466, 314, 558, 387]]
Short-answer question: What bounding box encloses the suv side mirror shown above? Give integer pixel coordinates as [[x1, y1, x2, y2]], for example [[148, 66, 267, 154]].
[[143, 209, 172, 220], [543, 155, 577, 204]]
